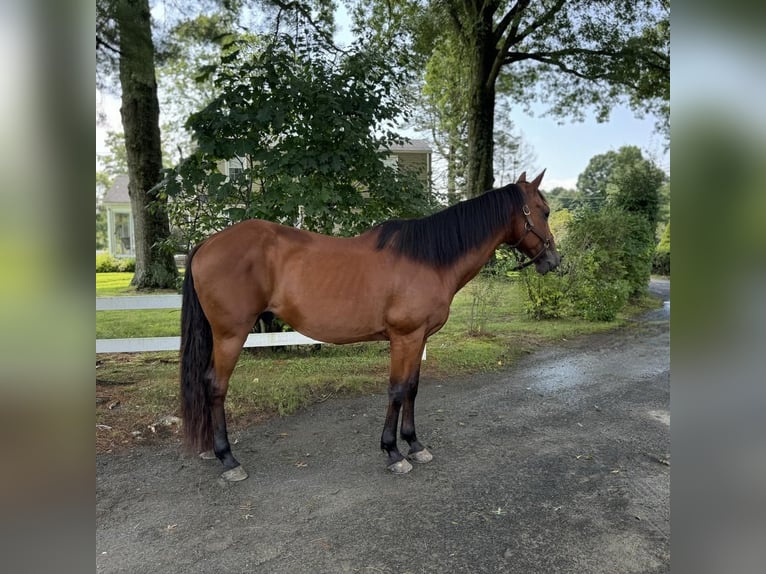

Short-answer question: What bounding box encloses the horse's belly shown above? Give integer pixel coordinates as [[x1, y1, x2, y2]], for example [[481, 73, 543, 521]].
[[268, 296, 387, 345]]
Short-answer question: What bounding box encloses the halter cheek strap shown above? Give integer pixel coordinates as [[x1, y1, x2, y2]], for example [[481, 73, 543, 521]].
[[508, 205, 552, 271]]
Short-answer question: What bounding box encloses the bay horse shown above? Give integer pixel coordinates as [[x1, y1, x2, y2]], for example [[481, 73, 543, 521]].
[[180, 170, 560, 481]]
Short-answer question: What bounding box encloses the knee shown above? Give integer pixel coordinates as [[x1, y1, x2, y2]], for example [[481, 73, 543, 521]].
[[388, 384, 406, 405]]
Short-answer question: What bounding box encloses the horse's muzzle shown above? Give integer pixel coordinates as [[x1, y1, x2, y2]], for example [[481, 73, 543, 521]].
[[534, 250, 562, 275]]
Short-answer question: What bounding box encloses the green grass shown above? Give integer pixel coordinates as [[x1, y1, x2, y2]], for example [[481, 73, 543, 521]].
[[96, 274, 656, 451], [96, 272, 137, 296], [96, 271, 182, 297], [97, 272, 182, 338]]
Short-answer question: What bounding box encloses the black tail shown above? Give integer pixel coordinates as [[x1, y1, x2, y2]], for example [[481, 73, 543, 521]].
[[180, 246, 213, 454]]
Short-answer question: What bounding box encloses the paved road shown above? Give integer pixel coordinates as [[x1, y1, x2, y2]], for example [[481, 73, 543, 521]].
[[97, 281, 669, 573]]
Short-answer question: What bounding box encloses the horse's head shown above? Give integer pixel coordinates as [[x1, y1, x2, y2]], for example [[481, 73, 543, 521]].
[[508, 170, 561, 275]]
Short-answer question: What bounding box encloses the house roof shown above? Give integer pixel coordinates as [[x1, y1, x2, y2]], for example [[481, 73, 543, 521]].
[[387, 139, 432, 153], [103, 174, 130, 204]]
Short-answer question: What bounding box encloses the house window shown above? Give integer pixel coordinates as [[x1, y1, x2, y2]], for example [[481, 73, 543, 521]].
[[227, 158, 245, 180], [113, 212, 133, 256]]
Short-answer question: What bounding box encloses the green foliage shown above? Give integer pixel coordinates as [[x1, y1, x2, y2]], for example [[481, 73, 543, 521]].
[[563, 249, 631, 322], [576, 146, 666, 219], [607, 147, 666, 231], [96, 253, 136, 273], [521, 207, 654, 321], [566, 207, 654, 301], [466, 275, 501, 335], [162, 30, 431, 247], [658, 181, 670, 227], [96, 210, 108, 250], [545, 187, 579, 213], [521, 271, 568, 320], [653, 222, 670, 275]]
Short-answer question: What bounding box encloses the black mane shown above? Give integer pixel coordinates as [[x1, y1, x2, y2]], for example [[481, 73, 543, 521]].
[[374, 184, 526, 267]]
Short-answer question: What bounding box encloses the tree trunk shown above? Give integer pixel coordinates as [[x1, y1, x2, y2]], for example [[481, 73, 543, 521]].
[[116, 0, 177, 289], [464, 11, 497, 198]]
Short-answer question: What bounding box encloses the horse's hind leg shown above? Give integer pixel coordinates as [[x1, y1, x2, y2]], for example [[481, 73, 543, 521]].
[[209, 332, 249, 481]]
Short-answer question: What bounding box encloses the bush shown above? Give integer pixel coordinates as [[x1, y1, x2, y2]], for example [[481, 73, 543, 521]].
[[96, 253, 136, 273], [566, 251, 631, 321], [653, 250, 670, 275], [521, 271, 567, 319], [521, 207, 652, 321], [653, 223, 670, 276]]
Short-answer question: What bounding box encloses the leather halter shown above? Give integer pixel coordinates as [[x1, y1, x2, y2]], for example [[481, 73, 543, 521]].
[[508, 204, 552, 271]]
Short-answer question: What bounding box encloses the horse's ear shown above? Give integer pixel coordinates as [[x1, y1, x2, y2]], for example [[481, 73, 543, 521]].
[[530, 169, 546, 189], [516, 171, 527, 184]]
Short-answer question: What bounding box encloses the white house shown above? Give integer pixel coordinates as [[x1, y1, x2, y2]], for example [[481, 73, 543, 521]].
[[101, 174, 135, 258]]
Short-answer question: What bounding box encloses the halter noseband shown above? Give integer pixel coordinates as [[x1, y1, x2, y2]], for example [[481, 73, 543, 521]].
[[508, 204, 552, 271]]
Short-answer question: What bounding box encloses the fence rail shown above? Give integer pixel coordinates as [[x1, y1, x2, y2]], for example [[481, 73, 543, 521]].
[[96, 295, 424, 358], [97, 295, 323, 354]]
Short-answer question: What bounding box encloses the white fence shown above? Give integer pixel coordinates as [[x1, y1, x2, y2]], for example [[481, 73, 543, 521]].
[[96, 295, 324, 354], [96, 295, 425, 358]]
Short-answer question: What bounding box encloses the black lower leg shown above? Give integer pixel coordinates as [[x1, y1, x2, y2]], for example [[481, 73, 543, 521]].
[[380, 384, 405, 465], [400, 372, 426, 455], [211, 400, 240, 470]]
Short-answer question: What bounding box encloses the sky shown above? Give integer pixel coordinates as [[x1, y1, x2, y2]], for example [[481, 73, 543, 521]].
[[507, 105, 668, 190]]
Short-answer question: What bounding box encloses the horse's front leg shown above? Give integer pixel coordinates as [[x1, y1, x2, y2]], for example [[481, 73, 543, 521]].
[[400, 366, 433, 465], [381, 334, 429, 473]]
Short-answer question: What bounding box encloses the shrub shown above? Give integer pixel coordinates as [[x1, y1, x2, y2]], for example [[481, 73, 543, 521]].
[[653, 250, 670, 276], [96, 253, 135, 273], [118, 258, 136, 272], [521, 270, 567, 319], [467, 275, 501, 334], [521, 207, 651, 321], [566, 250, 631, 321], [653, 223, 670, 276]]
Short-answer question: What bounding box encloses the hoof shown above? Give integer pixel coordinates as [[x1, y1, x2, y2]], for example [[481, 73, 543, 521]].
[[387, 459, 413, 474], [199, 450, 217, 460], [221, 465, 248, 482], [408, 448, 433, 464]]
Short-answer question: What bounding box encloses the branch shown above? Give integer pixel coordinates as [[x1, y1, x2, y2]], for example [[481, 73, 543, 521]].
[[510, 50, 643, 92], [490, 0, 566, 86], [97, 35, 123, 57], [512, 0, 567, 46], [268, 0, 337, 50], [494, 0, 530, 40]]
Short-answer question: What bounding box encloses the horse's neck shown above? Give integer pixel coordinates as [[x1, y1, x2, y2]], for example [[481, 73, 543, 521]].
[[448, 232, 506, 292]]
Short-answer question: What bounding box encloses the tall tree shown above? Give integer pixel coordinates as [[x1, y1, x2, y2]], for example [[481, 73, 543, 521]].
[[607, 148, 666, 232], [577, 145, 667, 231], [418, 33, 469, 204], [97, 0, 177, 288], [352, 0, 669, 197], [164, 27, 432, 248]]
